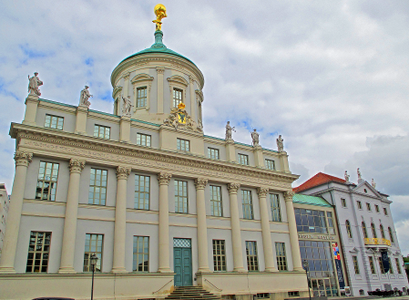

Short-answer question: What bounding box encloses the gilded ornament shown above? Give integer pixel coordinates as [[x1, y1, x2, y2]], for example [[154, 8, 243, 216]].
[[152, 4, 167, 31]]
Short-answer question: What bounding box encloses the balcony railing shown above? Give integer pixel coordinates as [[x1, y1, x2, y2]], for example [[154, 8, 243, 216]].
[[364, 238, 391, 246]]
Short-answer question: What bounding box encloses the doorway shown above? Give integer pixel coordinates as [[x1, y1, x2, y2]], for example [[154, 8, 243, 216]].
[[173, 238, 192, 286]]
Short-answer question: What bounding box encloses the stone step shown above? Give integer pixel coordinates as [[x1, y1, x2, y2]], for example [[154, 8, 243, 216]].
[[165, 285, 222, 300]]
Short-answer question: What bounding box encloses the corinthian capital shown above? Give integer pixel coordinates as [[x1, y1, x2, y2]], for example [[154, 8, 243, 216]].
[[156, 67, 165, 74], [257, 187, 269, 198], [283, 191, 295, 202], [14, 150, 33, 167], [195, 178, 208, 189], [116, 166, 131, 180], [227, 183, 240, 193], [69, 159, 85, 174], [158, 172, 172, 185]]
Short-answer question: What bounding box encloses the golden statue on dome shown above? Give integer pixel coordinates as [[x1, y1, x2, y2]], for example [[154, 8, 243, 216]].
[[153, 4, 167, 31]]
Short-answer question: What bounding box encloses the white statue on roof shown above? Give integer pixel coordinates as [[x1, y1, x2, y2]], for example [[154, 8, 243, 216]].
[[28, 72, 43, 96], [344, 171, 350, 182], [79, 85, 93, 107], [371, 178, 376, 189], [122, 95, 133, 117], [357, 168, 362, 180], [276, 135, 284, 152], [225, 121, 235, 141], [251, 129, 260, 147]]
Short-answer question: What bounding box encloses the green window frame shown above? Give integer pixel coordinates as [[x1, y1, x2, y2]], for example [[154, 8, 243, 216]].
[[135, 175, 150, 210]]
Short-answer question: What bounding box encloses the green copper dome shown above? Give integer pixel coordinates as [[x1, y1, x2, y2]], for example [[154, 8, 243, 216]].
[[120, 31, 195, 65]]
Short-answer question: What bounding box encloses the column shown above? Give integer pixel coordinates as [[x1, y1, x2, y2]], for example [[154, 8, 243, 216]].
[[257, 187, 278, 272], [284, 191, 303, 271], [158, 172, 172, 273], [195, 178, 210, 273], [227, 183, 246, 272], [156, 67, 165, 114], [0, 151, 33, 273], [189, 76, 196, 120], [59, 159, 85, 273], [23, 95, 39, 126], [112, 166, 131, 273]]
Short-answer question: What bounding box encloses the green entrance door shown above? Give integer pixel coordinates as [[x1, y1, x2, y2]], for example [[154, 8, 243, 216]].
[[173, 238, 192, 286]]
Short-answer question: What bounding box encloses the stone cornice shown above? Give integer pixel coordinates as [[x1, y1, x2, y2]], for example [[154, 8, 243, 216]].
[[11, 124, 299, 190]]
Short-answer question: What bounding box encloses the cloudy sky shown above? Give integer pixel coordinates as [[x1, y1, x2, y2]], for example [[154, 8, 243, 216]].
[[1, 1, 409, 254]]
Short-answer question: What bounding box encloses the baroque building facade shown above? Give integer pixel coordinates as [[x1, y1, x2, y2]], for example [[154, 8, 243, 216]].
[[0, 28, 308, 300], [294, 172, 408, 296]]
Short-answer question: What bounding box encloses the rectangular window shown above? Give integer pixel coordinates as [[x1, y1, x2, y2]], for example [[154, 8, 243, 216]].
[[88, 168, 108, 205], [383, 208, 388, 215], [137, 133, 151, 147], [136, 87, 147, 108], [213, 240, 226, 272], [177, 138, 190, 152], [175, 180, 188, 213], [208, 148, 220, 160], [45, 114, 64, 130], [26, 231, 51, 273], [366, 202, 371, 211], [238, 154, 249, 165], [357, 201, 362, 209], [36, 161, 59, 201], [133, 236, 149, 272], [294, 208, 328, 234], [173, 88, 183, 107], [275, 242, 287, 271], [369, 256, 376, 274], [94, 124, 111, 139], [84, 234, 103, 272], [327, 212, 335, 235], [241, 190, 254, 220], [396, 258, 402, 274], [353, 256, 360, 274], [246, 241, 258, 271], [134, 175, 150, 210], [389, 258, 394, 274], [210, 185, 222, 217], [378, 257, 386, 274], [265, 159, 275, 170], [375, 204, 379, 213], [270, 194, 281, 222], [341, 198, 346, 207]]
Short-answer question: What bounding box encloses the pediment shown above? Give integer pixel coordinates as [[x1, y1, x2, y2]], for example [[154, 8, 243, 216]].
[[167, 75, 188, 86], [353, 181, 382, 198], [131, 73, 154, 84]]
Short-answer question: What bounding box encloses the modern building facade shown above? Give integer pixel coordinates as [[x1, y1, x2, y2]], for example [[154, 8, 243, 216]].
[[0, 21, 308, 300], [294, 172, 408, 296], [0, 183, 9, 259], [293, 193, 346, 297]]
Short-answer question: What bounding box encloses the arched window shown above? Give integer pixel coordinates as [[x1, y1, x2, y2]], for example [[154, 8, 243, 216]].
[[362, 222, 368, 238], [388, 227, 395, 243], [346, 220, 352, 238], [371, 223, 377, 238], [380, 224, 385, 239]]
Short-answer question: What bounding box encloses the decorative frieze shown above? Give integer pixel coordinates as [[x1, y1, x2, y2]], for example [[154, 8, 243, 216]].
[[14, 150, 33, 167], [227, 183, 240, 193], [116, 166, 131, 180], [195, 178, 208, 189], [69, 159, 85, 174], [158, 172, 172, 185]]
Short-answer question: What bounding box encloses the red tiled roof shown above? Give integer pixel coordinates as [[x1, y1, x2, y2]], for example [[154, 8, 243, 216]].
[[293, 172, 346, 193]]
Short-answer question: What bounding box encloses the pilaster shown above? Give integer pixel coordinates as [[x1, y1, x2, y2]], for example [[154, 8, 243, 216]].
[[253, 145, 264, 167], [195, 178, 211, 273], [189, 76, 196, 120], [279, 151, 290, 173], [74, 105, 88, 135], [225, 140, 236, 162], [156, 67, 165, 114], [119, 116, 131, 142], [284, 191, 303, 271], [158, 172, 172, 273], [23, 95, 39, 126]]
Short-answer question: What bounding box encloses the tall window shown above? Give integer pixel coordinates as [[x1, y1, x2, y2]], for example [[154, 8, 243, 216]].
[[265, 159, 275, 170], [378, 257, 386, 274], [389, 258, 394, 274], [375, 204, 380, 213], [346, 220, 352, 238], [136, 87, 147, 108], [238, 154, 249, 165], [352, 256, 360, 274], [241, 190, 254, 220], [210, 185, 222, 217], [294, 208, 328, 234], [94, 124, 111, 139], [177, 138, 190, 152], [213, 240, 226, 272], [362, 222, 368, 238], [26, 231, 51, 273], [137, 133, 151, 147], [388, 227, 394, 243], [246, 241, 258, 271], [88, 168, 108, 205], [36, 161, 59, 201], [270, 194, 281, 222], [275, 242, 287, 271], [133, 236, 149, 272], [135, 175, 150, 210], [380, 224, 385, 239], [175, 180, 188, 213], [327, 212, 335, 234], [369, 256, 376, 274], [173, 88, 183, 107], [371, 223, 377, 238], [396, 258, 402, 274], [208, 148, 220, 160], [357, 201, 362, 209], [45, 114, 64, 130], [341, 198, 346, 207], [84, 234, 103, 272], [366, 202, 371, 211], [383, 208, 388, 215]]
